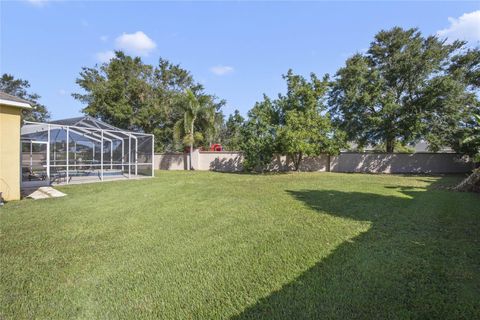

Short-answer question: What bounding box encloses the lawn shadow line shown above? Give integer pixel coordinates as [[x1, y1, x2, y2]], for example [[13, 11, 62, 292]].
[[231, 177, 480, 319]]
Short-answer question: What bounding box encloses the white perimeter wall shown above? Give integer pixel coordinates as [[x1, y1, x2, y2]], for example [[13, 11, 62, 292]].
[[155, 153, 187, 170], [330, 152, 473, 173], [155, 150, 473, 174], [195, 151, 244, 171]]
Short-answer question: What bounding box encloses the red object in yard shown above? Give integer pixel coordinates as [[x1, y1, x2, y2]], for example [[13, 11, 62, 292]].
[[210, 144, 223, 151]]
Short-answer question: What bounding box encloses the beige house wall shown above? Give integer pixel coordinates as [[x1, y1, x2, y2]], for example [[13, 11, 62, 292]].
[[0, 104, 22, 201]]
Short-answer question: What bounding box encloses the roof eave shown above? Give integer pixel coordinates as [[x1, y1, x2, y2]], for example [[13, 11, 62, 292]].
[[0, 98, 32, 109]]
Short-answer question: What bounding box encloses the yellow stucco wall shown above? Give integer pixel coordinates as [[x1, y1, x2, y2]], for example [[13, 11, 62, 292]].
[[0, 104, 22, 201]]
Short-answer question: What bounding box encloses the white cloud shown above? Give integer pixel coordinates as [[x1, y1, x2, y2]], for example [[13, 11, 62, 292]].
[[437, 11, 480, 44], [100, 35, 109, 42], [114, 31, 156, 56], [26, 0, 49, 7], [95, 50, 115, 63], [210, 65, 234, 76]]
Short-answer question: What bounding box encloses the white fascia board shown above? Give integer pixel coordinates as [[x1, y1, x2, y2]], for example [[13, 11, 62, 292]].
[[0, 99, 32, 109]]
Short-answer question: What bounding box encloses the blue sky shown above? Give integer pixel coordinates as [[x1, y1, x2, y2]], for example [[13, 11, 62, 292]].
[[1, 1, 479, 119]]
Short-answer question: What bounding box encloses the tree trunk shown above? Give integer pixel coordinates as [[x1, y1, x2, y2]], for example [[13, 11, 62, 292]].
[[292, 153, 303, 171], [454, 169, 480, 192], [189, 143, 193, 170], [189, 121, 194, 170], [386, 138, 394, 153]]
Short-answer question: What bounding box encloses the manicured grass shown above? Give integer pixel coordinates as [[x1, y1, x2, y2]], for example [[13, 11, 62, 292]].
[[1, 172, 479, 319]]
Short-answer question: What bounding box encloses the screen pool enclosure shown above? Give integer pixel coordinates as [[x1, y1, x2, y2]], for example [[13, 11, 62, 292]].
[[21, 116, 154, 187]]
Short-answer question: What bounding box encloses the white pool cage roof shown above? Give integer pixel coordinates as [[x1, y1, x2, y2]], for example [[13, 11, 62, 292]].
[[21, 116, 154, 187]]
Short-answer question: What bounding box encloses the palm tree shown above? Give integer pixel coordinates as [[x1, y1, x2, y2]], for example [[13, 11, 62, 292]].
[[174, 89, 216, 169]]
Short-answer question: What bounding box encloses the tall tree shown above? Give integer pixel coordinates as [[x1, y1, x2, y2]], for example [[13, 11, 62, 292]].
[[455, 113, 480, 192], [240, 96, 278, 172], [276, 71, 345, 170], [432, 47, 480, 192], [242, 71, 345, 172], [418, 73, 478, 154], [151, 58, 205, 151], [173, 89, 218, 169], [73, 51, 224, 151], [329, 27, 468, 152], [72, 51, 153, 130], [449, 48, 480, 88], [416, 47, 480, 155], [0, 74, 50, 121], [202, 100, 225, 148], [222, 110, 245, 151], [277, 109, 345, 171]]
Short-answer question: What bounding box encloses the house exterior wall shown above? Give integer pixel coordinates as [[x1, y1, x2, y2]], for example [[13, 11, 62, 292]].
[[0, 104, 22, 201]]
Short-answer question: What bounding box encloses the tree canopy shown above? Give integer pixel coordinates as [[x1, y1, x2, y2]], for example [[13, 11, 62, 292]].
[[221, 110, 245, 151], [241, 96, 278, 171], [275, 71, 345, 170], [241, 71, 346, 171], [173, 89, 219, 151], [69, 27, 479, 172], [73, 51, 224, 151], [0, 73, 50, 122], [426, 47, 480, 156], [329, 27, 478, 152]]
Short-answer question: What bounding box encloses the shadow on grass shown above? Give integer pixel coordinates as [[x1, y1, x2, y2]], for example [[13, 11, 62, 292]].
[[208, 170, 290, 176], [232, 178, 480, 319]]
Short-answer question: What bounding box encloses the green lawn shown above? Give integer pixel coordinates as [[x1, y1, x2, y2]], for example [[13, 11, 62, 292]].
[[1, 172, 479, 319]]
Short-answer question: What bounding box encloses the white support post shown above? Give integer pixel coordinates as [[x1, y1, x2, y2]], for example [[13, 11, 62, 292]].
[[100, 130, 104, 181], [53, 140, 56, 166], [121, 139, 124, 172], [66, 127, 69, 184], [30, 141, 33, 173], [128, 135, 131, 179], [110, 141, 113, 170], [47, 125, 51, 180], [151, 135, 154, 177], [135, 137, 138, 176]]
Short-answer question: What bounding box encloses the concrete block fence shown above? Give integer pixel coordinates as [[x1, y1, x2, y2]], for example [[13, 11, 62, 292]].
[[155, 150, 473, 174]]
